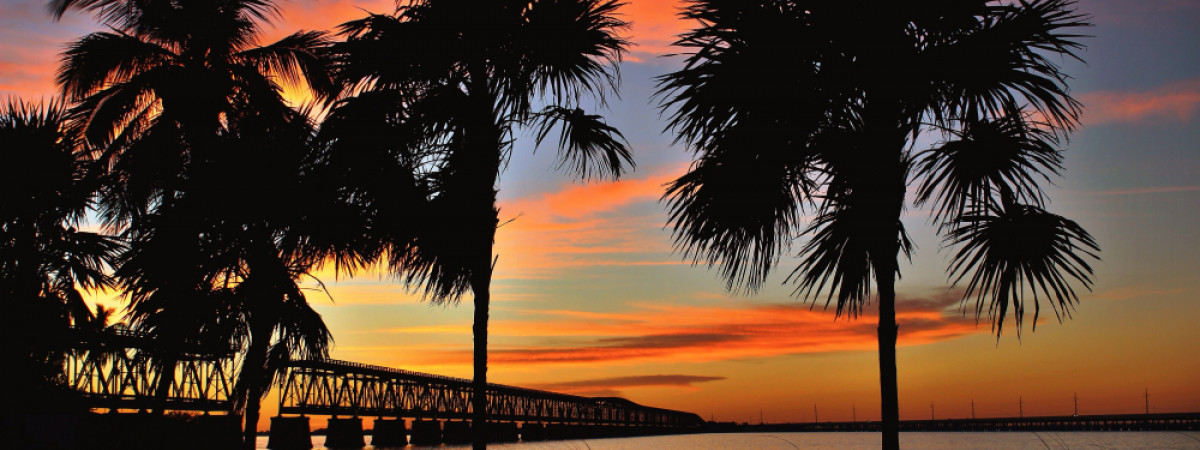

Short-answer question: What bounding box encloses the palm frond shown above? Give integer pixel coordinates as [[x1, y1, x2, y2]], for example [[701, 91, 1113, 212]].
[[534, 105, 632, 180], [915, 108, 1063, 222], [927, 0, 1089, 132], [70, 72, 164, 146], [58, 31, 176, 101], [331, 11, 462, 97], [664, 129, 813, 294], [521, 0, 629, 104], [946, 199, 1099, 337], [788, 193, 915, 318], [236, 30, 335, 100]]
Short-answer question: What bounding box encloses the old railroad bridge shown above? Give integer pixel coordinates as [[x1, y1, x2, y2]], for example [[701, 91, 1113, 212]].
[[62, 328, 703, 447]]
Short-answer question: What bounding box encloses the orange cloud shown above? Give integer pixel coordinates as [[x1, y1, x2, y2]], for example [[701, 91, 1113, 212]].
[[620, 0, 688, 61], [1081, 78, 1200, 125], [268, 0, 688, 61], [494, 164, 686, 278], [414, 290, 984, 367]]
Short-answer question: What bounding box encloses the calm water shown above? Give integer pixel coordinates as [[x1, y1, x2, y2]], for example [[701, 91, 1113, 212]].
[[257, 431, 1200, 449]]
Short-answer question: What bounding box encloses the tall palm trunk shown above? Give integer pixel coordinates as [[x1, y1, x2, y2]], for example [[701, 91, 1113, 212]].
[[241, 319, 273, 449], [863, 76, 907, 448], [152, 356, 177, 415], [876, 259, 900, 449], [871, 160, 905, 449], [470, 263, 492, 450], [466, 61, 502, 450]]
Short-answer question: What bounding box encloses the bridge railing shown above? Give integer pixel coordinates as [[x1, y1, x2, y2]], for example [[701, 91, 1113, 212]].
[[279, 359, 704, 427]]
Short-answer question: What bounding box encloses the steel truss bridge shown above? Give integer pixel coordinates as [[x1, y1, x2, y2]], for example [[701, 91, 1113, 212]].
[[64, 329, 237, 412], [61, 331, 701, 429], [279, 359, 704, 427]]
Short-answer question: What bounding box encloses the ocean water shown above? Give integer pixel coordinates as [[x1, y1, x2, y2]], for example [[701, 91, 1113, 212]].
[[257, 431, 1200, 449]]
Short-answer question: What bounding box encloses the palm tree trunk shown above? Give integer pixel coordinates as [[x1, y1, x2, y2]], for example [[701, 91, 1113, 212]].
[[243, 385, 265, 450], [863, 114, 906, 450], [471, 267, 491, 450], [152, 356, 177, 415], [877, 262, 900, 449], [242, 321, 273, 449], [468, 199, 497, 450], [465, 55, 502, 450]]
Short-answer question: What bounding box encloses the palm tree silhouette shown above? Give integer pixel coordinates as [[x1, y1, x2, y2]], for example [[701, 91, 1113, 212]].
[[52, 1, 342, 446], [325, 1, 631, 447], [657, 1, 1098, 447], [0, 99, 120, 411]]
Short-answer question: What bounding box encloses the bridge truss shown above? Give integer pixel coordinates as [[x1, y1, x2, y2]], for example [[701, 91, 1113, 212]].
[[279, 359, 704, 427], [64, 329, 237, 412]]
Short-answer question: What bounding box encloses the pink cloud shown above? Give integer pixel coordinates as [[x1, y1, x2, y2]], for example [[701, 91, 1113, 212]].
[[1081, 78, 1200, 125], [1085, 0, 1200, 28]]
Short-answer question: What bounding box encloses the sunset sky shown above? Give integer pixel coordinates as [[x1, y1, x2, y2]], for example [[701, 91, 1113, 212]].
[[3, 0, 1199, 429]]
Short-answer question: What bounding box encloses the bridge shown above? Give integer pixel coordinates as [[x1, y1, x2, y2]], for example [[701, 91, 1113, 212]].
[[64, 328, 237, 413], [272, 359, 704, 446], [716, 412, 1200, 433], [58, 331, 703, 448]]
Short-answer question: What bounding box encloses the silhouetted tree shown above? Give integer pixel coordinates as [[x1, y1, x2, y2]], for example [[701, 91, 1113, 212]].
[[326, 1, 631, 447], [657, 1, 1098, 447], [112, 112, 338, 447], [52, 1, 341, 446], [0, 99, 120, 411]]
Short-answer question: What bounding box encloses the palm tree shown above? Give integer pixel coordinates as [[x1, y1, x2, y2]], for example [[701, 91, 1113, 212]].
[[657, 1, 1098, 447], [52, 1, 345, 446], [51, 0, 332, 224], [0, 99, 121, 410], [325, 1, 632, 446]]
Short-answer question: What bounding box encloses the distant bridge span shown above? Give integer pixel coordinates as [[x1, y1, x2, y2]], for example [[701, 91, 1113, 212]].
[[279, 359, 704, 427]]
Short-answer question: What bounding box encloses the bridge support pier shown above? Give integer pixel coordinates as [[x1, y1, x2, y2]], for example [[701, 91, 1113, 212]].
[[443, 420, 471, 444], [267, 416, 311, 449], [410, 419, 441, 445], [193, 414, 242, 448], [544, 423, 566, 440], [519, 422, 544, 441], [490, 422, 519, 442], [370, 418, 408, 447], [323, 417, 364, 448]]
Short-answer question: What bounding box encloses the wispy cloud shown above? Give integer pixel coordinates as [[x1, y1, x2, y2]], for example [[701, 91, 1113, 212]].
[[1088, 285, 1185, 302], [1081, 78, 1200, 125], [1090, 185, 1200, 196], [619, 1, 688, 62], [494, 165, 685, 278], [1085, 0, 1200, 28], [526, 374, 724, 397]]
